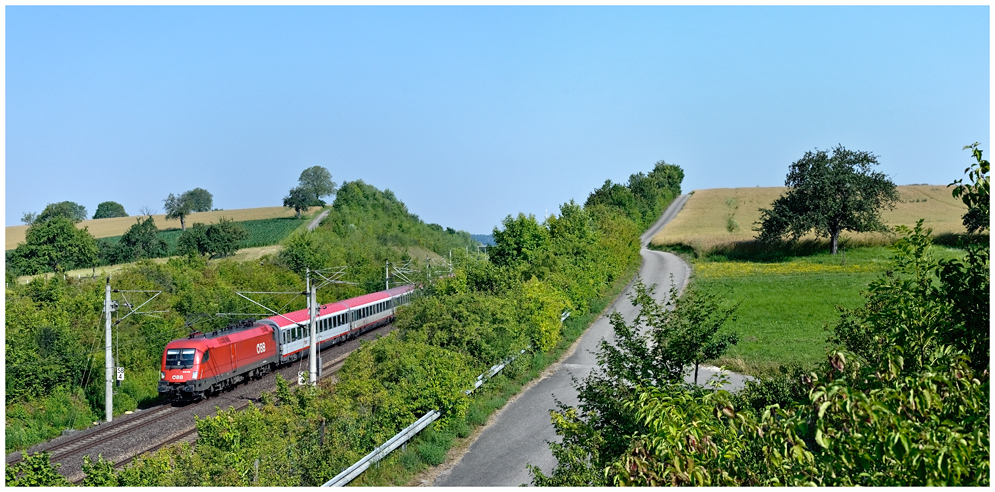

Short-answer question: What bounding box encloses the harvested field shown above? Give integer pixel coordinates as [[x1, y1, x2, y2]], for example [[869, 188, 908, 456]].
[[651, 185, 968, 256], [6, 206, 321, 250]]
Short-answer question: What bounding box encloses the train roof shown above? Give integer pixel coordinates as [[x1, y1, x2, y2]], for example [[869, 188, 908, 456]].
[[263, 284, 417, 329], [165, 322, 273, 349]]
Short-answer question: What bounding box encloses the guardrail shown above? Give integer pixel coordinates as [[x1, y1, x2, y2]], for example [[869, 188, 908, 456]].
[[322, 345, 532, 486], [322, 410, 441, 487]]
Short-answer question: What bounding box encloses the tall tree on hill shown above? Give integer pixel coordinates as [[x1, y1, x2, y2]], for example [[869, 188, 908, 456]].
[[755, 145, 898, 254], [185, 188, 214, 212], [163, 192, 193, 231], [93, 201, 128, 219], [297, 166, 337, 206]]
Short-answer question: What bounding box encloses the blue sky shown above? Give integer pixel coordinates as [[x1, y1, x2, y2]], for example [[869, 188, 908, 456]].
[[5, 6, 990, 233]]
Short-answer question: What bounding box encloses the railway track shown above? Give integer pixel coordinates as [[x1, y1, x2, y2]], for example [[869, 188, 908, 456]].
[[8, 323, 387, 484]]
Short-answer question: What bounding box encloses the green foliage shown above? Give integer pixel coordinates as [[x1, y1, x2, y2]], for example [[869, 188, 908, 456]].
[[185, 187, 214, 212], [756, 145, 899, 254], [206, 217, 249, 258], [585, 161, 683, 229], [396, 289, 525, 365], [283, 185, 312, 218], [5, 452, 71, 486], [4, 387, 99, 453], [335, 332, 474, 438], [297, 165, 338, 206], [176, 217, 249, 259], [81, 454, 119, 486], [514, 277, 570, 353], [830, 221, 988, 374], [176, 222, 211, 257], [951, 143, 989, 233], [107, 216, 169, 264], [277, 230, 335, 276], [489, 213, 551, 274], [164, 191, 193, 230], [532, 279, 738, 486], [7, 216, 99, 275], [36, 200, 88, 223], [93, 200, 128, 219]]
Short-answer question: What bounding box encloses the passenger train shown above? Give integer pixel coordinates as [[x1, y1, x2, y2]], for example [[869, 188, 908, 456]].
[[158, 284, 416, 401]]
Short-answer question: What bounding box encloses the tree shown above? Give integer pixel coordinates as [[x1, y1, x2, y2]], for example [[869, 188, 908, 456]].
[[93, 201, 128, 219], [112, 216, 169, 263], [177, 218, 248, 259], [277, 231, 333, 276], [164, 192, 193, 231], [185, 187, 214, 212], [283, 186, 311, 218], [296, 166, 337, 206], [35, 201, 88, 223], [489, 213, 551, 270], [20, 212, 37, 225], [176, 223, 211, 257], [205, 217, 249, 258], [7, 216, 98, 275], [951, 143, 989, 234], [532, 279, 738, 486], [756, 145, 898, 254]]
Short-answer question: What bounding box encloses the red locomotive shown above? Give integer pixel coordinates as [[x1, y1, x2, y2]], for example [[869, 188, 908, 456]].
[[158, 284, 416, 401]]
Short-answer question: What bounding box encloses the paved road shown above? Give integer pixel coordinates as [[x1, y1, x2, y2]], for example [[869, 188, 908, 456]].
[[307, 209, 330, 231], [434, 194, 751, 487]]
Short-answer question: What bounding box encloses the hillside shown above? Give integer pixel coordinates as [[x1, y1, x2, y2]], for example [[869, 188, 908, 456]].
[[651, 184, 968, 255], [5, 206, 320, 250]]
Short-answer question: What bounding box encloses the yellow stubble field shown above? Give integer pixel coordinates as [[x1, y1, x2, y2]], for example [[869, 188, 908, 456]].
[[6, 206, 320, 250], [650, 185, 969, 254]]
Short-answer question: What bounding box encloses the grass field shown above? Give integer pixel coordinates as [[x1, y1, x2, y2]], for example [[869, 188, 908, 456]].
[[650, 185, 969, 256], [645, 184, 974, 375], [5, 206, 321, 250], [698, 243, 968, 375]]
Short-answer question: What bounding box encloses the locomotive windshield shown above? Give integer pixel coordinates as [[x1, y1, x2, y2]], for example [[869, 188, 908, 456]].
[[165, 348, 197, 369]]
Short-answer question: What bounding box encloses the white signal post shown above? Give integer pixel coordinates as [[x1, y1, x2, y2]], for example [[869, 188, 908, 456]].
[[308, 269, 318, 386], [105, 277, 113, 422]]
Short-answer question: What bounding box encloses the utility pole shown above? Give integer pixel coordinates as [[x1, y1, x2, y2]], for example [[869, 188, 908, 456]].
[[308, 269, 318, 386], [385, 260, 389, 290], [105, 277, 113, 422]]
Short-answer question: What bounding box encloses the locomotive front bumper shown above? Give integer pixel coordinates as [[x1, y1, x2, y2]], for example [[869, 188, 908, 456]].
[[158, 380, 206, 400]]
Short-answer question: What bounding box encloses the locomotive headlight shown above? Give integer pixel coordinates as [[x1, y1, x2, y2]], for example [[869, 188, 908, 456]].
[[160, 372, 165, 380]]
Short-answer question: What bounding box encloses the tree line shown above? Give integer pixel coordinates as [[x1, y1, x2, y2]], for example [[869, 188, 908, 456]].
[[6, 166, 343, 277]]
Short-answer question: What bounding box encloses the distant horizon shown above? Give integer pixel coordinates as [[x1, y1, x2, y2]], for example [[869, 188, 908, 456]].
[[6, 6, 988, 232], [5, 181, 960, 238]]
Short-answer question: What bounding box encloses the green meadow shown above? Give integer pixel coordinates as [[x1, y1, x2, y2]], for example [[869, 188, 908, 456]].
[[682, 244, 969, 375]]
